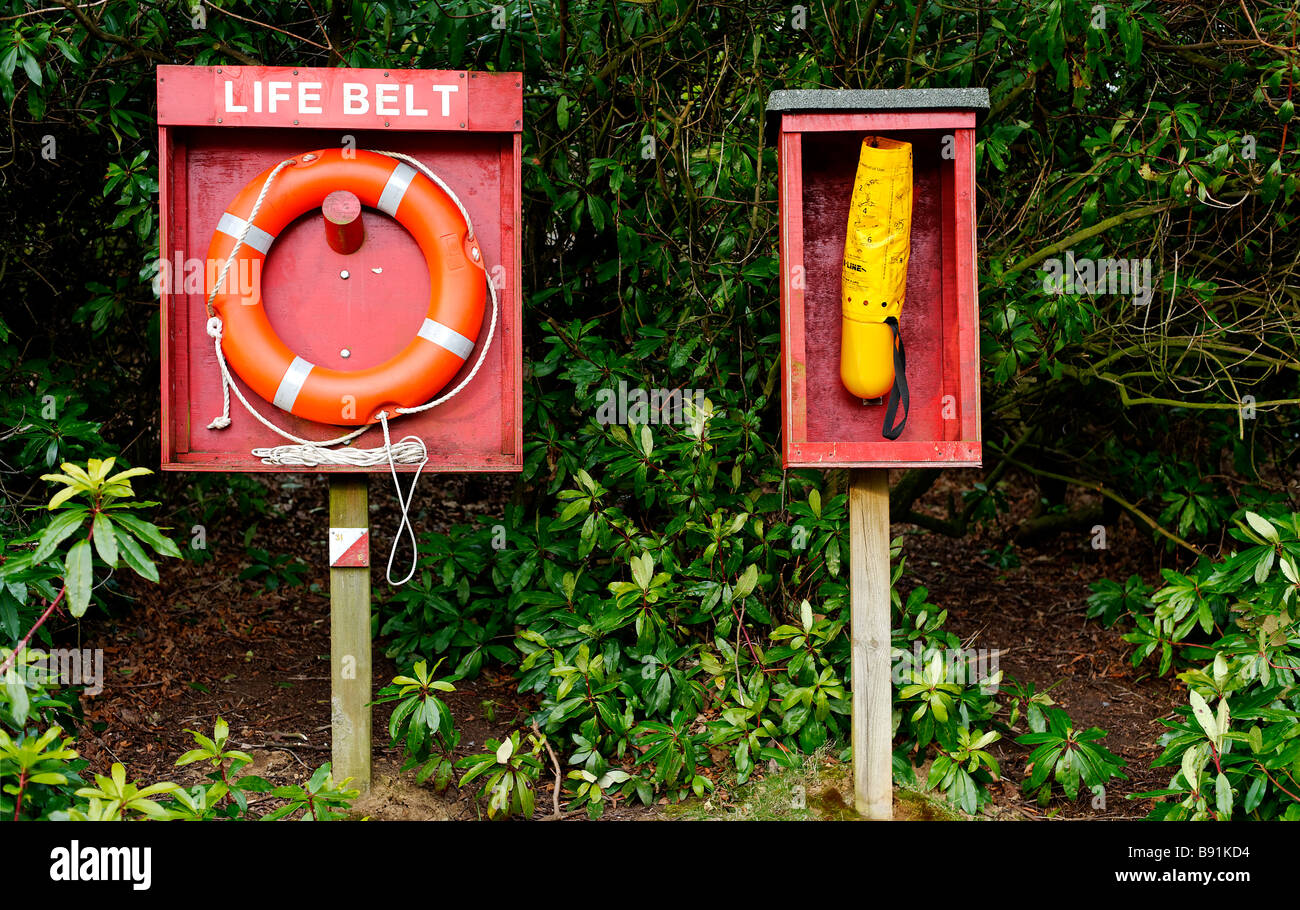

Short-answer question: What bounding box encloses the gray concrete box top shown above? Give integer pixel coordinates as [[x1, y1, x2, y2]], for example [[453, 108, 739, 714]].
[[767, 87, 989, 115]]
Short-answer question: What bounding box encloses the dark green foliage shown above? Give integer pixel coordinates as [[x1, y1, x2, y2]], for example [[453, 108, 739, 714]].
[[1016, 706, 1127, 806], [456, 731, 545, 819], [374, 659, 461, 792], [238, 546, 309, 592], [1086, 574, 1154, 628], [1131, 510, 1300, 820]]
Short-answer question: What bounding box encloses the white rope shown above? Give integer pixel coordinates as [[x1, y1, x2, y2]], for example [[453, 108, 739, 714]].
[[201, 149, 498, 584], [378, 412, 428, 586], [248, 438, 427, 467]]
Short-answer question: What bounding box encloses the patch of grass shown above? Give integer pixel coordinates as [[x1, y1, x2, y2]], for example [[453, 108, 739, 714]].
[[665, 746, 847, 821], [893, 783, 971, 821]]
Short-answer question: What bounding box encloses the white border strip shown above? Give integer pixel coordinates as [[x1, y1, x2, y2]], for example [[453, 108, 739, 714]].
[[377, 163, 418, 216], [273, 356, 314, 412], [216, 212, 276, 255], [417, 318, 474, 359]]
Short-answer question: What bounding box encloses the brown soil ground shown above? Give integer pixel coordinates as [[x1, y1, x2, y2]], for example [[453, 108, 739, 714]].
[[66, 466, 1187, 820]]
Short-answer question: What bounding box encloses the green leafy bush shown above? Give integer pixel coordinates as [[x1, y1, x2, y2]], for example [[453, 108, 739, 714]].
[[239, 546, 309, 592], [890, 544, 1004, 813], [378, 520, 521, 676], [1, 468, 355, 821], [1134, 511, 1300, 820], [375, 659, 460, 791], [168, 719, 356, 821], [0, 723, 84, 820], [1016, 706, 1127, 806], [1086, 574, 1154, 628], [71, 763, 179, 821], [1, 460, 177, 819], [457, 731, 545, 819]]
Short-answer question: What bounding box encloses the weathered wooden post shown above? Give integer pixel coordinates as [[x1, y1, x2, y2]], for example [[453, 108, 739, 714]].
[[768, 88, 989, 819], [329, 475, 371, 789], [850, 468, 892, 817]]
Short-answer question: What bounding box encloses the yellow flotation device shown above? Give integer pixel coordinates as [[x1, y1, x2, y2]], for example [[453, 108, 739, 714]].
[[840, 136, 912, 439]]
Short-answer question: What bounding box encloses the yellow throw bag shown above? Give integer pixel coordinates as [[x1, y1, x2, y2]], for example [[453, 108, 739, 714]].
[[840, 136, 912, 439]]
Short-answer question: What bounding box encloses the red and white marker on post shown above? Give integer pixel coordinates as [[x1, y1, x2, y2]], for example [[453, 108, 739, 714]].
[[329, 527, 369, 567]]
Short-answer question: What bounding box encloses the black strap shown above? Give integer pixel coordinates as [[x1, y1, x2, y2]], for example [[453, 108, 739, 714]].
[[881, 316, 908, 440]]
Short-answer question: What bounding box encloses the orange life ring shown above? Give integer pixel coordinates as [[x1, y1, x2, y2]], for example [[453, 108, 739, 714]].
[[204, 148, 486, 426]]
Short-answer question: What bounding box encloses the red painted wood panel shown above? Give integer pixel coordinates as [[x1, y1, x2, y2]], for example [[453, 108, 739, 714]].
[[782, 112, 976, 133], [159, 125, 174, 461], [954, 128, 982, 446], [940, 131, 959, 442], [777, 113, 982, 469], [159, 69, 522, 474], [779, 130, 806, 467], [787, 440, 980, 466]]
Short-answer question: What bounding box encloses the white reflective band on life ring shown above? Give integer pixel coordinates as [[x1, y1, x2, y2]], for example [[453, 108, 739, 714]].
[[417, 317, 474, 359], [377, 163, 418, 217], [273, 355, 315, 411], [216, 212, 277, 254]]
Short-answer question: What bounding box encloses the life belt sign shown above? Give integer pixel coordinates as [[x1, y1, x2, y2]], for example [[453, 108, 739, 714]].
[[204, 147, 486, 426]]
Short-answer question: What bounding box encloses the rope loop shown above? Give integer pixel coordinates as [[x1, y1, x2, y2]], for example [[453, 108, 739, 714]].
[[379, 412, 428, 586]]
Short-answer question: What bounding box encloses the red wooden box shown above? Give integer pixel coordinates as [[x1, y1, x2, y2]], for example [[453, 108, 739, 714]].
[[157, 65, 522, 473], [769, 89, 988, 469]]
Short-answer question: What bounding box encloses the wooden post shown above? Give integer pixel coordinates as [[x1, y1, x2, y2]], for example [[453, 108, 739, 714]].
[[329, 474, 371, 792], [850, 468, 892, 818]]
